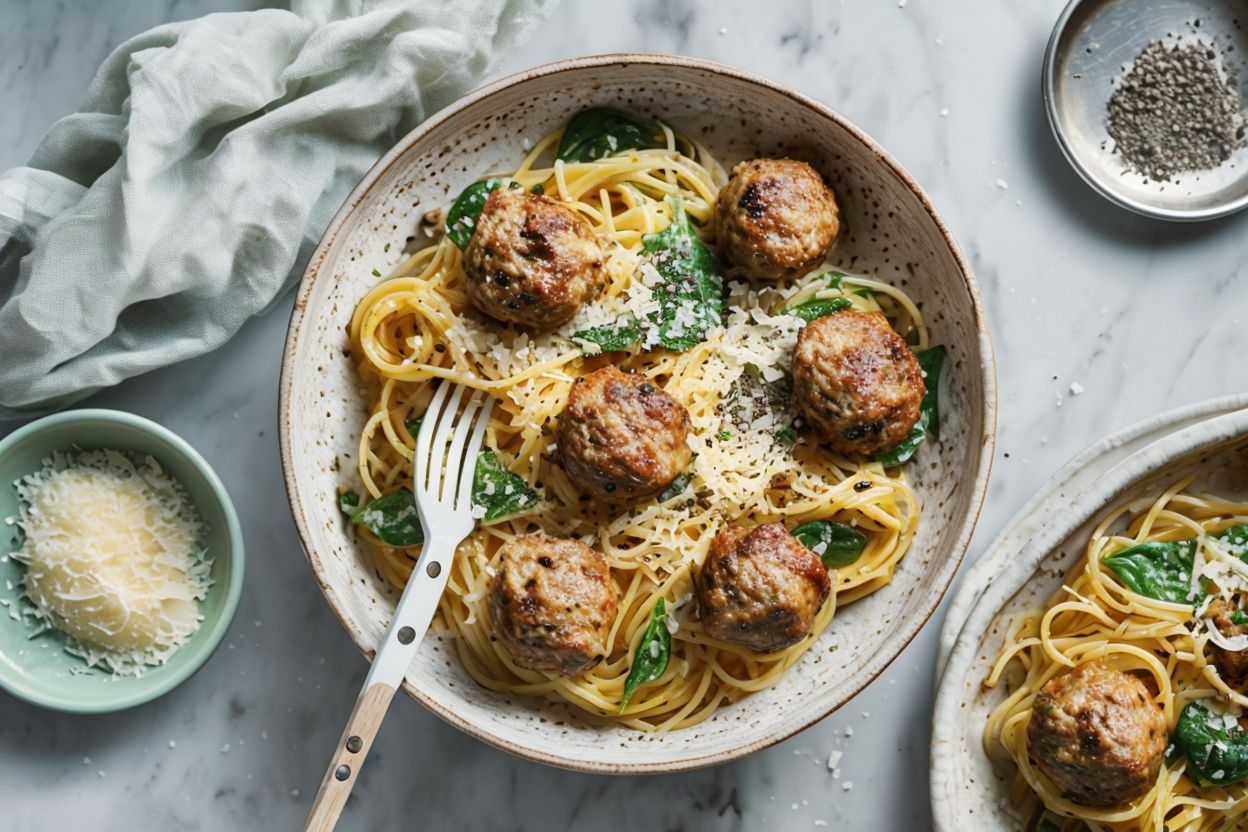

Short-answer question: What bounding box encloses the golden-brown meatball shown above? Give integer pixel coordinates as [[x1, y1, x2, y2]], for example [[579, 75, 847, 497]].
[[1206, 598, 1248, 687], [556, 366, 691, 505], [694, 523, 832, 653], [462, 188, 605, 330], [714, 158, 841, 281], [488, 533, 617, 676], [792, 310, 925, 456], [1026, 661, 1166, 807]]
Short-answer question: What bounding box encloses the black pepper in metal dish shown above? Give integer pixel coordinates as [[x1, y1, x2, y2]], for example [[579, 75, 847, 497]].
[[1106, 39, 1245, 182]]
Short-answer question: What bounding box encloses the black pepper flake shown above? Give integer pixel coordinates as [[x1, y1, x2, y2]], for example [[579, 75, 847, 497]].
[[854, 480, 872, 492]]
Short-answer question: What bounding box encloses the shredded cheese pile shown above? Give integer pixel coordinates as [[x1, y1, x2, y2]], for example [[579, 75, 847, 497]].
[[10, 449, 212, 675]]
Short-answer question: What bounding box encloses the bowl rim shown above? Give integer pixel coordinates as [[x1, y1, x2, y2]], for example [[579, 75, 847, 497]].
[[0, 407, 245, 713], [278, 52, 998, 773], [1041, 0, 1248, 222], [930, 402, 1248, 829]]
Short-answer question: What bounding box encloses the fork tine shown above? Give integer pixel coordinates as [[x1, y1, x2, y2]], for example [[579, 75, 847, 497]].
[[414, 381, 451, 496], [456, 397, 494, 512], [430, 383, 468, 501], [443, 392, 483, 504]]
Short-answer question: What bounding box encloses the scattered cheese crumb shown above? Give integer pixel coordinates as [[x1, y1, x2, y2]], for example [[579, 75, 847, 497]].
[[1069, 381, 1085, 395], [995, 178, 1009, 189]]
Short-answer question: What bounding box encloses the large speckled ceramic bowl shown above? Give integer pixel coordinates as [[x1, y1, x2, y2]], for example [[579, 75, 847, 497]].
[[279, 54, 996, 773], [931, 403, 1248, 829]]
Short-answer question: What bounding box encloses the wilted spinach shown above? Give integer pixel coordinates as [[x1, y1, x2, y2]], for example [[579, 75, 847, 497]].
[[446, 178, 504, 249], [642, 197, 724, 351], [572, 197, 723, 353], [571, 318, 643, 354], [873, 345, 946, 467], [787, 297, 852, 322], [472, 450, 541, 522], [556, 108, 666, 163], [1102, 539, 1201, 606], [1102, 524, 1248, 605], [656, 473, 692, 504], [621, 598, 671, 710], [791, 520, 868, 567], [339, 449, 539, 545], [338, 489, 425, 547], [1175, 700, 1248, 786]]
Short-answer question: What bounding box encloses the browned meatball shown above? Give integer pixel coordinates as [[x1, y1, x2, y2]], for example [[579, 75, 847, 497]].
[[462, 188, 605, 330], [1206, 598, 1248, 687], [556, 366, 691, 505], [792, 310, 925, 456], [714, 158, 841, 281], [488, 533, 617, 676], [1026, 661, 1166, 807], [694, 523, 832, 653]]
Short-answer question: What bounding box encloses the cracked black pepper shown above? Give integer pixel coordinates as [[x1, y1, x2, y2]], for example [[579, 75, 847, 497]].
[[1106, 39, 1245, 182]]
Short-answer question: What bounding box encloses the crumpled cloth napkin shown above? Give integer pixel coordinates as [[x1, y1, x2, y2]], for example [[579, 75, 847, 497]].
[[0, 0, 554, 417]]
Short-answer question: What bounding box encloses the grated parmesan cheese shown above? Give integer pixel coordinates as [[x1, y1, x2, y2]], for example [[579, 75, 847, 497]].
[[10, 449, 211, 675]]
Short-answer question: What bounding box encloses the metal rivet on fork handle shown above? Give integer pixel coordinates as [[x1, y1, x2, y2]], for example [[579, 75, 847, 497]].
[[397, 626, 415, 644], [334, 764, 351, 781], [426, 560, 441, 578], [345, 736, 363, 753]]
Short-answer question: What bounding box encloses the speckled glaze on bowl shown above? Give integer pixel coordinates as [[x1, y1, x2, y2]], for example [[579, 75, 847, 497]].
[[279, 54, 996, 773], [931, 404, 1248, 830]]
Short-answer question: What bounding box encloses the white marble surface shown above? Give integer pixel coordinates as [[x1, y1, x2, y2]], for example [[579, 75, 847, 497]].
[[2, 1, 1246, 829]]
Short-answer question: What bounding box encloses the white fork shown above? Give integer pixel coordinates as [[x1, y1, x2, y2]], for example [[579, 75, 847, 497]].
[[306, 382, 493, 831]]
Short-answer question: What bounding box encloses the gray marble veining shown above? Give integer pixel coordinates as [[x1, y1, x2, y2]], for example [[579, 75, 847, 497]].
[[2, 0, 1246, 829]]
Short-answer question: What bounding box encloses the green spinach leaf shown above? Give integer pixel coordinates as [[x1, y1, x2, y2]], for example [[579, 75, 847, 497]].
[[572, 198, 723, 354], [873, 345, 945, 466], [641, 197, 724, 351], [556, 108, 666, 163], [791, 520, 868, 567], [446, 178, 504, 249], [339, 449, 539, 544], [1175, 700, 1248, 786], [822, 271, 847, 289], [472, 450, 541, 522], [571, 318, 643, 354], [1102, 524, 1248, 605], [621, 598, 671, 710], [338, 489, 425, 547], [656, 473, 692, 504], [774, 425, 798, 449], [788, 297, 852, 322], [1103, 539, 1201, 606]]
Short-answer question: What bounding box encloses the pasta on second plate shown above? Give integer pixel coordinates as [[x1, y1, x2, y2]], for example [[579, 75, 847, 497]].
[[985, 478, 1248, 831]]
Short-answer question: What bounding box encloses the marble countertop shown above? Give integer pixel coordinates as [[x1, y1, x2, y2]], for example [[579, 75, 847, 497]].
[[3, 1, 1247, 829]]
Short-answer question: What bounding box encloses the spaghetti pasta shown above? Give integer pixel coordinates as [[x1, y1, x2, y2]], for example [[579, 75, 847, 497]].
[[345, 118, 925, 731], [984, 478, 1248, 831]]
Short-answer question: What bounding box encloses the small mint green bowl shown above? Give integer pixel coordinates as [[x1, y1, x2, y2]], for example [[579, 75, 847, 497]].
[[0, 409, 244, 713]]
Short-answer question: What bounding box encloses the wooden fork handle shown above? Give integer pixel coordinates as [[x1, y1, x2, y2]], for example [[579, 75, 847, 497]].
[[304, 681, 396, 831]]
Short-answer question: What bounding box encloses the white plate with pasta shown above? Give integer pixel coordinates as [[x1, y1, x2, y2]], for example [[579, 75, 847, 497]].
[[932, 404, 1248, 830], [280, 54, 994, 772]]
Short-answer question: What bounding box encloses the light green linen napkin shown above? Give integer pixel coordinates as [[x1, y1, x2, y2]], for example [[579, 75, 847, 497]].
[[0, 0, 555, 417]]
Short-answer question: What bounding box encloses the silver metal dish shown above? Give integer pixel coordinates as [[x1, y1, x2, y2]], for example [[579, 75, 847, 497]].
[[1043, 0, 1248, 221]]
